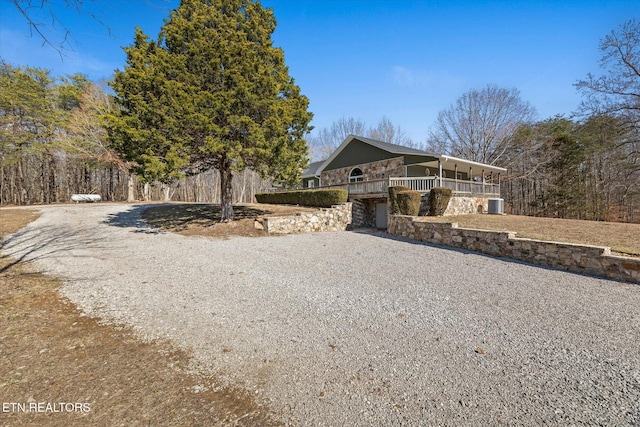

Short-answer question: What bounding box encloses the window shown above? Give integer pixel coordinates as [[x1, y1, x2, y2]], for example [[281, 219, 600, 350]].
[[349, 168, 364, 183]]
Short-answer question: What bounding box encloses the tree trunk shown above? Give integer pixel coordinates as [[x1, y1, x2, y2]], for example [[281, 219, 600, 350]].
[[48, 152, 57, 203], [18, 157, 26, 204], [0, 153, 4, 205], [161, 183, 171, 201], [127, 173, 136, 202], [220, 160, 234, 222]]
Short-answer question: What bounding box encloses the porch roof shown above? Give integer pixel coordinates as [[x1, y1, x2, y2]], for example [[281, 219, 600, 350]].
[[312, 135, 506, 176], [302, 160, 325, 178], [314, 135, 437, 175], [414, 154, 507, 175]]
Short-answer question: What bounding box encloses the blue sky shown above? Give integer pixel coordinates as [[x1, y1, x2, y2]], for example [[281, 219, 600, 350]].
[[0, 0, 637, 143]]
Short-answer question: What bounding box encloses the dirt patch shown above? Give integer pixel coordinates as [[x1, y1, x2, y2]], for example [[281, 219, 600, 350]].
[[141, 203, 318, 238], [0, 208, 280, 426], [419, 214, 640, 256]]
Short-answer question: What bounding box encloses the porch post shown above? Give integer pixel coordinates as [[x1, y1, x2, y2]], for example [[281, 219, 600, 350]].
[[489, 172, 493, 194], [438, 160, 443, 187], [482, 169, 485, 195], [454, 164, 458, 193]]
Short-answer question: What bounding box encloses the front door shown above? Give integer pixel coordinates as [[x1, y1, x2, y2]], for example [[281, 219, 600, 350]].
[[375, 203, 388, 229]]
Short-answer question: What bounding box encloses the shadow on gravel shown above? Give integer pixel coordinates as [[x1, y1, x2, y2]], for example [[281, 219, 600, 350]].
[[102, 204, 270, 233], [0, 224, 110, 274], [141, 204, 269, 230], [102, 204, 165, 234]]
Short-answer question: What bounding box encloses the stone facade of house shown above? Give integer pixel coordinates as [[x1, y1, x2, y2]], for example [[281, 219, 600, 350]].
[[321, 157, 404, 186]]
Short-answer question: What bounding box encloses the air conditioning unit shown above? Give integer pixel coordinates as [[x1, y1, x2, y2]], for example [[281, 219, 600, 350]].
[[488, 198, 504, 215]]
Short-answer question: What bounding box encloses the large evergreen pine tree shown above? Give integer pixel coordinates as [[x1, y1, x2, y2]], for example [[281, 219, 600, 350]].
[[106, 0, 313, 220]]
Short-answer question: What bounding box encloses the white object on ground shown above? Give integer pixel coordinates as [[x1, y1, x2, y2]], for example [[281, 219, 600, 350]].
[[71, 194, 101, 202]]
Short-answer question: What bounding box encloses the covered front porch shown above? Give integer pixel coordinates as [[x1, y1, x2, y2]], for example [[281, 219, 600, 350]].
[[318, 175, 501, 197]]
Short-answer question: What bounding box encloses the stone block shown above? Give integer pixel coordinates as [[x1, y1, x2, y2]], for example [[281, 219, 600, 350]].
[[622, 261, 640, 271], [535, 244, 546, 255]]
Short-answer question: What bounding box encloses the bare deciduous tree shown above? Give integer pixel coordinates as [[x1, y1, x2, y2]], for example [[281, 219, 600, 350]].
[[9, 0, 111, 54], [307, 116, 366, 160], [575, 18, 640, 148], [427, 84, 537, 165], [9, 1, 171, 56], [308, 116, 419, 160], [368, 115, 415, 147]]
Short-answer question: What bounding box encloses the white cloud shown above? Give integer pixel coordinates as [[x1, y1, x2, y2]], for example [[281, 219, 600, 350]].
[[392, 65, 444, 89], [391, 65, 466, 94], [392, 66, 418, 87]]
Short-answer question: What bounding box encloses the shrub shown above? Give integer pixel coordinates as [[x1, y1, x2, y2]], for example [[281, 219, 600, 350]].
[[255, 188, 348, 207], [388, 185, 410, 214], [428, 187, 452, 216], [396, 190, 421, 216]]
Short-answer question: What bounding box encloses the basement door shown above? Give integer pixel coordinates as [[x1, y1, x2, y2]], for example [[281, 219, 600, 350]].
[[375, 203, 388, 229]]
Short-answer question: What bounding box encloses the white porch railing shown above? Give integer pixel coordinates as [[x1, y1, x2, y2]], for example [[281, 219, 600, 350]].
[[388, 177, 438, 192], [346, 179, 389, 194], [318, 179, 388, 194], [279, 176, 500, 196], [389, 177, 500, 196]]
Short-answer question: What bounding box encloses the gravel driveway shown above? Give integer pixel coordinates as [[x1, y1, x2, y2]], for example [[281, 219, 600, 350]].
[[3, 203, 640, 426]]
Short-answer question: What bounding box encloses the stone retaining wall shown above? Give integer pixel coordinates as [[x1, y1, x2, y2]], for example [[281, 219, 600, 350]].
[[388, 215, 640, 284], [351, 199, 369, 228], [419, 195, 490, 216], [352, 197, 386, 228], [445, 196, 490, 215], [257, 203, 352, 235]]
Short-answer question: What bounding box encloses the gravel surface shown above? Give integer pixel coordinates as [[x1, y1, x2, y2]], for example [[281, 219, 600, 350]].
[[3, 203, 640, 426]]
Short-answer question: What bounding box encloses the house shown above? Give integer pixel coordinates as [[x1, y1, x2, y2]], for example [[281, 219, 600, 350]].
[[302, 135, 506, 228], [301, 160, 324, 189]]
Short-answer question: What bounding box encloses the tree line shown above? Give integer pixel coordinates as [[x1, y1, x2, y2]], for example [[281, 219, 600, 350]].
[[502, 115, 639, 222], [0, 61, 272, 205]]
